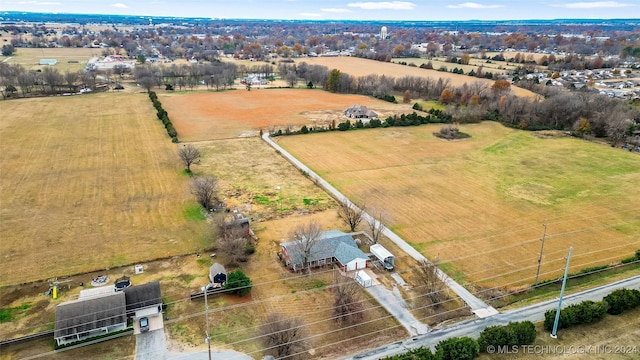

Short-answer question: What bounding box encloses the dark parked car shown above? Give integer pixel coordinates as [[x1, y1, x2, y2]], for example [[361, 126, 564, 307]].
[[139, 317, 149, 332]]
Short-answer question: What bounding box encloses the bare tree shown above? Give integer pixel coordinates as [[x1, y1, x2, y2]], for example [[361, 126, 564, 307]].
[[290, 221, 323, 274], [337, 200, 366, 232], [333, 272, 363, 325], [260, 312, 309, 359], [191, 175, 218, 211], [217, 220, 249, 266], [414, 259, 447, 306], [178, 144, 201, 173], [366, 209, 387, 244]]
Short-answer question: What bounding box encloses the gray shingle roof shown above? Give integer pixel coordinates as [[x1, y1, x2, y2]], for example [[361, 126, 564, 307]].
[[54, 292, 126, 338], [281, 230, 367, 268], [123, 281, 161, 313]]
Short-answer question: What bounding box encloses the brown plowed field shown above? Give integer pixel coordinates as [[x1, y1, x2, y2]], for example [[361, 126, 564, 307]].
[[160, 89, 414, 141], [277, 123, 640, 288], [292, 56, 537, 98], [0, 93, 209, 286]]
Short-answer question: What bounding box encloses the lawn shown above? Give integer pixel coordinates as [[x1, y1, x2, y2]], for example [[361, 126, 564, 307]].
[[276, 122, 640, 288], [160, 88, 414, 141], [0, 93, 210, 286]]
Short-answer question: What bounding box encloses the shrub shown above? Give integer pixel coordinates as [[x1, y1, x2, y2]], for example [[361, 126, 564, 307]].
[[412, 102, 424, 111], [435, 336, 479, 360], [299, 125, 309, 134], [370, 119, 382, 128], [382, 346, 435, 359], [478, 321, 535, 352], [225, 269, 252, 296], [245, 243, 256, 255], [544, 300, 608, 330], [337, 120, 351, 131], [603, 288, 640, 315]]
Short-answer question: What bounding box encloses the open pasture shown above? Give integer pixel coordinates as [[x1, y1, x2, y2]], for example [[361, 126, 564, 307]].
[[0, 47, 99, 72], [277, 122, 640, 288], [292, 56, 537, 98], [160, 89, 413, 141], [0, 93, 209, 286]]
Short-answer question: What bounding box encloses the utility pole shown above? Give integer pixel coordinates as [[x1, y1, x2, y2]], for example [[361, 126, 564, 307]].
[[534, 218, 548, 285], [205, 289, 212, 360], [551, 246, 573, 339]]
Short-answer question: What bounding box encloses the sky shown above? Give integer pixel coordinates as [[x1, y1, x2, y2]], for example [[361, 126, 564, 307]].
[[1, 0, 639, 21]]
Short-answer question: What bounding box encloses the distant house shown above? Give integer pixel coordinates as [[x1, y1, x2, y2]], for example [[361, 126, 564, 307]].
[[39, 59, 58, 66], [209, 263, 227, 286], [54, 292, 127, 346], [280, 230, 369, 272], [343, 104, 378, 119]]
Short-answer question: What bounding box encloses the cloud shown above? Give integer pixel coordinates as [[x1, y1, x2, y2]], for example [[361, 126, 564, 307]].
[[299, 12, 322, 17], [111, 3, 128, 8], [321, 8, 352, 13], [447, 2, 503, 9], [347, 1, 416, 10], [552, 1, 633, 8]]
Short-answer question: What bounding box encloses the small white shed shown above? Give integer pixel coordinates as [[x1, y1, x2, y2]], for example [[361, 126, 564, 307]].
[[355, 270, 372, 288]]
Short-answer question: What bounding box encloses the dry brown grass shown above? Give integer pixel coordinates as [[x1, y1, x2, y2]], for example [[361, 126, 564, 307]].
[[478, 307, 640, 359], [291, 56, 537, 98], [1, 47, 100, 72], [0, 93, 210, 286], [277, 122, 640, 288], [160, 89, 414, 141]]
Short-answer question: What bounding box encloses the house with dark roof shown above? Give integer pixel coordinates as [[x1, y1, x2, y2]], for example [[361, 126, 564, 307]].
[[343, 104, 378, 120], [123, 281, 163, 334], [280, 230, 369, 272], [54, 292, 127, 346]]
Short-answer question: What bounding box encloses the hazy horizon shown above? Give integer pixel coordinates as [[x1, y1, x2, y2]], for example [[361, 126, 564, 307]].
[[1, 1, 639, 21]]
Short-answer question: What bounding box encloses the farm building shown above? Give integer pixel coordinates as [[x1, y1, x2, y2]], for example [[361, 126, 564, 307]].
[[209, 263, 227, 285], [39, 59, 58, 66], [343, 104, 378, 119], [54, 292, 127, 346], [280, 230, 369, 272]]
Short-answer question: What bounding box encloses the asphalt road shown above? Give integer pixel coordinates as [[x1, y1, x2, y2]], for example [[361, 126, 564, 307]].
[[342, 274, 640, 359]]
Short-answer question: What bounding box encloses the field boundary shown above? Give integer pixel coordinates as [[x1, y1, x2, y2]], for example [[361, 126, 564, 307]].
[[261, 132, 495, 316]]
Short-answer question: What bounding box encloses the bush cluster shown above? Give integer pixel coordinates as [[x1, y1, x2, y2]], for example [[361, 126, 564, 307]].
[[621, 249, 640, 264], [603, 288, 640, 315], [375, 94, 398, 103], [383, 336, 478, 360], [149, 91, 179, 143], [543, 300, 608, 331], [478, 321, 536, 352]]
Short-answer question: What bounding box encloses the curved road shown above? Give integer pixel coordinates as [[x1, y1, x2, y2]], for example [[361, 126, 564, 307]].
[[261, 132, 495, 317]]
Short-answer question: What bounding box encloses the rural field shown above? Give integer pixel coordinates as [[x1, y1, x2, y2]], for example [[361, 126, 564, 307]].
[[277, 122, 640, 289], [160, 88, 414, 141], [0, 92, 210, 286], [290, 56, 537, 98], [0, 47, 100, 72]]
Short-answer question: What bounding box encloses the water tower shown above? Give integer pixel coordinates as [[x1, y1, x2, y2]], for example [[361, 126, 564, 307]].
[[380, 26, 388, 40]]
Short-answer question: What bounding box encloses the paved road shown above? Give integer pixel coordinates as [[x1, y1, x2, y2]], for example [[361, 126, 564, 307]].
[[366, 285, 430, 336], [343, 274, 640, 359], [168, 350, 253, 360], [261, 133, 493, 315]]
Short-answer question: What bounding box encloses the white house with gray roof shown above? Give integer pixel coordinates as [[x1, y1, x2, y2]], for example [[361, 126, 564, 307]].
[[280, 230, 369, 272]]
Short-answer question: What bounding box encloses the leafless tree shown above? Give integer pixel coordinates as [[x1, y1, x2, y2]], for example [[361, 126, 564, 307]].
[[414, 259, 447, 306], [260, 312, 309, 359], [191, 175, 218, 211], [337, 200, 365, 232], [333, 272, 363, 325], [606, 116, 633, 146], [217, 220, 249, 266], [366, 208, 387, 244], [178, 144, 201, 173], [290, 221, 323, 274]]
